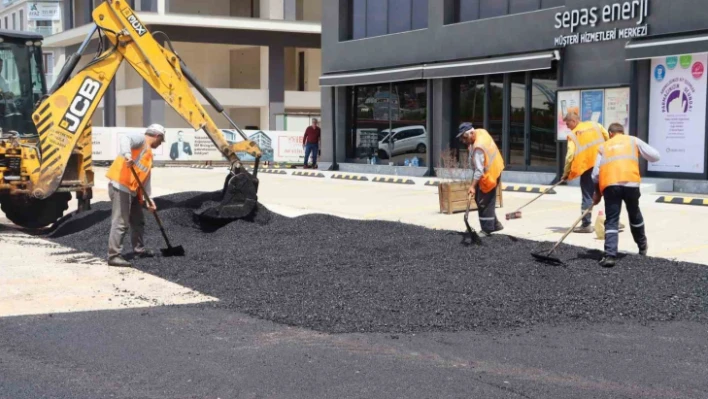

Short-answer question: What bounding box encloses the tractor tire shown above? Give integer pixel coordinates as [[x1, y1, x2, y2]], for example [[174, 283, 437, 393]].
[[0, 192, 72, 229]]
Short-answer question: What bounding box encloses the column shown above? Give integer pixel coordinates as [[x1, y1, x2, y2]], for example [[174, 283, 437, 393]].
[[142, 81, 164, 127], [63, 0, 73, 30], [157, 0, 166, 14], [104, 81, 117, 127], [283, 0, 296, 20], [268, 45, 285, 130], [261, 0, 284, 19]]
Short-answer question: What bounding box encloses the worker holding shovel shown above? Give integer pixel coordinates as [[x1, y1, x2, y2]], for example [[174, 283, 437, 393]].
[[105, 124, 166, 267], [562, 112, 609, 234], [457, 123, 504, 236], [592, 123, 660, 267]]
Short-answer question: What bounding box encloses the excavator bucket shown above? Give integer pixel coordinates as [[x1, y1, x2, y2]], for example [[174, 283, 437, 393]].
[[193, 166, 259, 225]]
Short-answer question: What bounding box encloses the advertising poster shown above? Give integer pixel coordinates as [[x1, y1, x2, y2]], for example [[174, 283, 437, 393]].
[[604, 88, 630, 133], [648, 53, 707, 174], [556, 90, 580, 140], [580, 90, 604, 126], [92, 128, 304, 164]]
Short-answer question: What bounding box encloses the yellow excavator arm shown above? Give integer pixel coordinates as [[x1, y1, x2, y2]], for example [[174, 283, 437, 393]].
[[31, 0, 261, 200]]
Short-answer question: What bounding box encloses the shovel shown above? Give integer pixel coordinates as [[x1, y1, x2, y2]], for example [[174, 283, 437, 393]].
[[129, 166, 185, 257], [531, 206, 593, 265], [506, 179, 564, 220], [463, 193, 483, 245]]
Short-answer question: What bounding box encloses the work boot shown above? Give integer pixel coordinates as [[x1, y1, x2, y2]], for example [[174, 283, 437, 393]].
[[494, 220, 504, 232], [638, 242, 648, 256], [598, 256, 616, 268], [107, 256, 132, 267], [573, 225, 595, 234], [134, 249, 155, 258]]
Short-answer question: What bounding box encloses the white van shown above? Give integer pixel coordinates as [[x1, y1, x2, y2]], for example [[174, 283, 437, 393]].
[[377, 125, 427, 159]]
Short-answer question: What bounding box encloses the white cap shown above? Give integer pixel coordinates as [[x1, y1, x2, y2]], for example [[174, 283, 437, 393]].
[[145, 123, 166, 136]]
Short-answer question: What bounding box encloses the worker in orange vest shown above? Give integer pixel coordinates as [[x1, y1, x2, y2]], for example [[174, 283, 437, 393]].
[[106, 124, 166, 267], [592, 123, 660, 268], [457, 122, 504, 235], [562, 112, 609, 233]]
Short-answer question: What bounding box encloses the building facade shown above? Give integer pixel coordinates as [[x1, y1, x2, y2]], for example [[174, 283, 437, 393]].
[[319, 0, 708, 184], [0, 0, 62, 85], [41, 0, 322, 130]]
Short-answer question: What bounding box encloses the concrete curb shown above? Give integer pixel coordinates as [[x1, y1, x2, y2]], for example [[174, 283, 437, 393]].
[[503, 185, 557, 194], [260, 169, 287, 175], [424, 181, 440, 186], [655, 195, 708, 206], [331, 174, 369, 181], [372, 177, 416, 185], [293, 171, 325, 178], [190, 165, 213, 169]]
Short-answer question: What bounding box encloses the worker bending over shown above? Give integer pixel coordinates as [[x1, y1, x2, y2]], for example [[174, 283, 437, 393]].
[[592, 123, 660, 268], [562, 112, 609, 233], [106, 124, 166, 267], [457, 123, 504, 236]]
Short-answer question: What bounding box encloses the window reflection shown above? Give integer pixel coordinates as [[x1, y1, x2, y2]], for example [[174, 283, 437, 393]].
[[509, 72, 526, 166], [530, 70, 557, 167], [347, 81, 427, 166]]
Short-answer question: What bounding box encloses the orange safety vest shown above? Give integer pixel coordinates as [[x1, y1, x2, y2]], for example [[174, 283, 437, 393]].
[[567, 121, 605, 180], [471, 129, 504, 193], [598, 134, 640, 194], [106, 145, 153, 197]]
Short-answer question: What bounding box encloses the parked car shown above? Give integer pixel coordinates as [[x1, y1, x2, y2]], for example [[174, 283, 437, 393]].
[[377, 125, 427, 159]]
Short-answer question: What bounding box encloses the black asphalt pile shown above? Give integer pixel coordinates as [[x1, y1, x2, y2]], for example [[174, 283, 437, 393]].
[[47, 191, 708, 334]]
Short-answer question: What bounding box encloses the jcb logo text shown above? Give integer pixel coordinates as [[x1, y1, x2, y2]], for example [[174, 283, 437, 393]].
[[61, 78, 101, 134]]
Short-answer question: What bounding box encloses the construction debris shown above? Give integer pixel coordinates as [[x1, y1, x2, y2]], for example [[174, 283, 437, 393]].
[[47, 191, 708, 334]]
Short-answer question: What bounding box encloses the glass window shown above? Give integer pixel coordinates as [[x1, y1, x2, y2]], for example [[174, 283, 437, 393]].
[[412, 0, 428, 29], [12, 13, 16, 30], [454, 77, 485, 160], [509, 72, 526, 166], [479, 0, 508, 19], [19, 10, 23, 31], [541, 0, 564, 8], [488, 74, 503, 148], [458, 0, 480, 22], [510, 0, 539, 14], [366, 1, 388, 37], [388, 0, 412, 34], [530, 69, 557, 167], [352, 0, 366, 39], [347, 81, 427, 166]]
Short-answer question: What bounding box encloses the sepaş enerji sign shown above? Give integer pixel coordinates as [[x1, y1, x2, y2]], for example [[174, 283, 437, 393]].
[[554, 0, 649, 47]]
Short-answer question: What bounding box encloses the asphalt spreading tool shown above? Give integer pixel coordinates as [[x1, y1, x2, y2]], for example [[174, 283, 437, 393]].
[[130, 166, 185, 257], [531, 206, 594, 265], [463, 193, 483, 245], [506, 180, 564, 220]]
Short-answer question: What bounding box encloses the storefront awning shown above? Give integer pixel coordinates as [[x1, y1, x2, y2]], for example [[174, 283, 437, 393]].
[[319, 65, 424, 87], [626, 31, 708, 61], [422, 51, 560, 79], [319, 51, 560, 87]]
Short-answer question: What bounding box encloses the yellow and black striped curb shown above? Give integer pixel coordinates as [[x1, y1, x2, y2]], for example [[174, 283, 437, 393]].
[[371, 177, 415, 185], [503, 185, 556, 194], [190, 165, 213, 169], [655, 196, 708, 206], [424, 180, 440, 186], [331, 174, 369, 181], [259, 169, 287, 175], [292, 171, 326, 178]]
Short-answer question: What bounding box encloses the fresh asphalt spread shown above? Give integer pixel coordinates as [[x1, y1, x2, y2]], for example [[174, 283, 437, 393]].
[[46, 191, 708, 334]]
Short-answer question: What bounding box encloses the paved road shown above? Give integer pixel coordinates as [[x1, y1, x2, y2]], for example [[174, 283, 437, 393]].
[[2, 167, 707, 398], [2, 307, 707, 398]]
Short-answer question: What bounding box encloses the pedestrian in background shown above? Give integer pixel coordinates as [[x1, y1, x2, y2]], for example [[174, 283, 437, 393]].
[[562, 111, 609, 234], [303, 118, 321, 169], [592, 123, 660, 268], [457, 122, 505, 236]]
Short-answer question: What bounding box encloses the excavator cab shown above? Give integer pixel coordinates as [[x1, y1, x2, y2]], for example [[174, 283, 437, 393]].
[[0, 31, 47, 139]]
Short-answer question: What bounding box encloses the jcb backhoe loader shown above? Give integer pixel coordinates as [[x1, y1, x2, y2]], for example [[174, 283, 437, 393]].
[[0, 0, 262, 228]]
